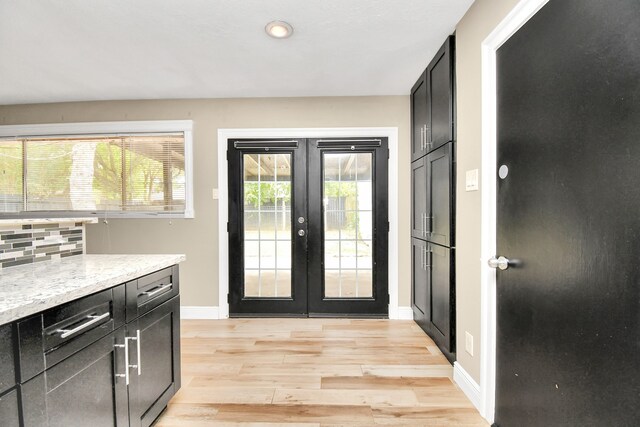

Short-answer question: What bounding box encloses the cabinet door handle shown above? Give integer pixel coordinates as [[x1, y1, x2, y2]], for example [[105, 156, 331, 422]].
[[136, 329, 142, 376], [142, 283, 172, 298], [419, 126, 424, 150], [57, 312, 110, 339], [426, 244, 432, 270], [126, 332, 141, 377], [118, 337, 131, 385], [114, 342, 126, 383], [426, 124, 431, 148]]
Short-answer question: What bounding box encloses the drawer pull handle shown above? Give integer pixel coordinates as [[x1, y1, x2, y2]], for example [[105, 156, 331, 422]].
[[57, 312, 110, 338], [142, 283, 172, 298]]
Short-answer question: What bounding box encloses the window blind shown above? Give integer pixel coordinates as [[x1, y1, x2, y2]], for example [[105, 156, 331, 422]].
[[0, 133, 186, 214]]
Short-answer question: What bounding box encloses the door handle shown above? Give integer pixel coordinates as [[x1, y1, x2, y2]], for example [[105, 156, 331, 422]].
[[488, 256, 510, 270]]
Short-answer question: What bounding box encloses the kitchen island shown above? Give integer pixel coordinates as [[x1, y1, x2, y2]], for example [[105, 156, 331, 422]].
[[0, 254, 185, 427]]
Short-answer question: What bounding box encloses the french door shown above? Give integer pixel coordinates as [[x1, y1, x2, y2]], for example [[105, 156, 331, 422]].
[[228, 137, 388, 317]]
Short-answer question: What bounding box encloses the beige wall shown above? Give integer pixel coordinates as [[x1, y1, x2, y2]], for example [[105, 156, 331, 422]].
[[0, 96, 411, 308], [455, 0, 520, 383], [1, 0, 525, 386]]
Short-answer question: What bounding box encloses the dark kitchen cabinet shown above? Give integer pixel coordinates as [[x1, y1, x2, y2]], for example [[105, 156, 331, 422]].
[[429, 243, 455, 361], [427, 36, 455, 152], [411, 35, 456, 363], [411, 72, 429, 162], [426, 143, 454, 247], [0, 388, 20, 426], [412, 238, 429, 328], [0, 323, 17, 394], [127, 296, 181, 427], [21, 328, 129, 427], [411, 157, 428, 239], [7, 264, 181, 426]]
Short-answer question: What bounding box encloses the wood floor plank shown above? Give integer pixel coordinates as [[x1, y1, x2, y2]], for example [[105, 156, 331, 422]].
[[214, 404, 374, 424], [361, 364, 453, 378], [272, 389, 420, 407], [156, 319, 484, 426], [372, 406, 488, 425], [321, 376, 454, 390], [240, 363, 363, 377], [190, 375, 322, 389]]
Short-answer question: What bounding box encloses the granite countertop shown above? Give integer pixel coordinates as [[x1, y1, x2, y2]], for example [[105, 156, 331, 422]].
[[0, 254, 186, 325]]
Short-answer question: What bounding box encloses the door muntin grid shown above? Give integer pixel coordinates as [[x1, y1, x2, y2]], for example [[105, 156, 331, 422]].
[[243, 153, 292, 298], [322, 152, 374, 299]]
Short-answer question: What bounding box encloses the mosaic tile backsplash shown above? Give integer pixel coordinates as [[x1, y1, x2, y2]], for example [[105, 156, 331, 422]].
[[0, 221, 84, 269]]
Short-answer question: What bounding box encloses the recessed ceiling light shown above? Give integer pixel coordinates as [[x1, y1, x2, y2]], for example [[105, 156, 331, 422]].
[[265, 21, 293, 39]]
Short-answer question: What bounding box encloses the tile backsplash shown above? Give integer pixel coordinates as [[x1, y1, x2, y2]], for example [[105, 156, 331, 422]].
[[0, 221, 84, 269]]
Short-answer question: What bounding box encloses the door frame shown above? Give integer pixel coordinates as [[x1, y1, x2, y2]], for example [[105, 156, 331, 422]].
[[217, 127, 399, 319], [480, 0, 549, 423]]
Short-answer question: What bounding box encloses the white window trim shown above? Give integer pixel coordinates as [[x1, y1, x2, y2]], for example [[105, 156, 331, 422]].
[[217, 127, 400, 320], [0, 120, 194, 219]]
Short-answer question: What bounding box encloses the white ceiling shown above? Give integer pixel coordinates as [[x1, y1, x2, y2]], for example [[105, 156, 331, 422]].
[[0, 0, 474, 105]]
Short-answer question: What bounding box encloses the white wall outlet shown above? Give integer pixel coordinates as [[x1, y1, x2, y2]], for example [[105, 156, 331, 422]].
[[465, 169, 479, 191], [465, 331, 474, 356], [212, 188, 219, 200]]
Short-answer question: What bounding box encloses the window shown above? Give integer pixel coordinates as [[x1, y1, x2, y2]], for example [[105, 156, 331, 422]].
[[0, 121, 193, 218]]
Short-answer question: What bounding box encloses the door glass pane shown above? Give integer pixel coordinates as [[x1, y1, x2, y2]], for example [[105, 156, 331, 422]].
[[323, 152, 373, 298], [243, 153, 292, 298]]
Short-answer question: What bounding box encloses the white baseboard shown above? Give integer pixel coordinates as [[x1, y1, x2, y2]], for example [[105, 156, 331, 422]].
[[396, 306, 414, 320], [454, 361, 481, 411], [181, 305, 219, 320]]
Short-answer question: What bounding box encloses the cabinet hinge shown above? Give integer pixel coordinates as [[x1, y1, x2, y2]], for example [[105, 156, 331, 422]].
[[227, 293, 231, 303], [387, 148, 390, 159], [226, 150, 229, 161], [227, 222, 230, 232], [388, 221, 390, 232]]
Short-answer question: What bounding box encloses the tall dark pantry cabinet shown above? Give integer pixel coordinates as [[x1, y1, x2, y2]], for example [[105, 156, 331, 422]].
[[411, 36, 456, 363]]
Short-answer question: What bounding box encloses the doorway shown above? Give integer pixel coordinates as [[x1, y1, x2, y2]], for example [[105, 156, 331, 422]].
[[227, 137, 388, 317]]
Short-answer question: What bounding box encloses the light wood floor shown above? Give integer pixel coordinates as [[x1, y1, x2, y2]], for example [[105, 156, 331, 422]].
[[155, 319, 488, 427]]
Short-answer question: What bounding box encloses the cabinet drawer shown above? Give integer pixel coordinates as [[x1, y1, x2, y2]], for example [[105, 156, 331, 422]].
[[18, 285, 125, 382], [126, 266, 179, 322], [0, 323, 17, 395]]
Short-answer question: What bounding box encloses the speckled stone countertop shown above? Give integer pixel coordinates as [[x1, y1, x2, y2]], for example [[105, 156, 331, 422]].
[[0, 254, 186, 326]]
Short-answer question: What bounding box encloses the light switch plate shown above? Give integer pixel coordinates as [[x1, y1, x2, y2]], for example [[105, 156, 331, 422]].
[[465, 169, 479, 191], [465, 331, 474, 356], [212, 188, 219, 200]]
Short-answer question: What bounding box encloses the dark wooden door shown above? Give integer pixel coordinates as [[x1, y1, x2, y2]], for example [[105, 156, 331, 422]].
[[228, 139, 308, 316], [307, 138, 389, 317], [411, 158, 427, 239], [426, 143, 454, 247], [21, 328, 129, 427], [229, 138, 389, 317], [128, 296, 180, 427], [411, 73, 429, 161], [495, 1, 640, 425], [427, 36, 454, 152]]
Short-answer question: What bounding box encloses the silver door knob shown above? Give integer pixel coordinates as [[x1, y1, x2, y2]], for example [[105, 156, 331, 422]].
[[488, 256, 510, 270], [298, 230, 305, 237]]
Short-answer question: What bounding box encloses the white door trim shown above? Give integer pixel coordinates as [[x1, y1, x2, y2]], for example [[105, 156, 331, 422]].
[[480, 0, 549, 422], [217, 127, 400, 320]]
